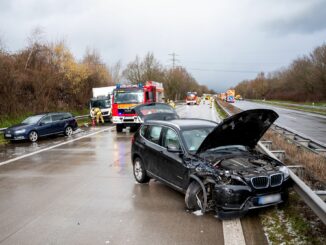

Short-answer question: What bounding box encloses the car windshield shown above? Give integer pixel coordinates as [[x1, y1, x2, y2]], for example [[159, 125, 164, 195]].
[[137, 104, 175, 116], [22, 115, 44, 125], [182, 127, 214, 153], [114, 89, 144, 104], [187, 92, 197, 97], [91, 99, 110, 109]]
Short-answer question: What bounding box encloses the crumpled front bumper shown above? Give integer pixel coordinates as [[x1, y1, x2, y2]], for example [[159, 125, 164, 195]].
[[213, 178, 291, 217]]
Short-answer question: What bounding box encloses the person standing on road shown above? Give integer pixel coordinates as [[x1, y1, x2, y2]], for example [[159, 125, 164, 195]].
[[91, 107, 104, 124]]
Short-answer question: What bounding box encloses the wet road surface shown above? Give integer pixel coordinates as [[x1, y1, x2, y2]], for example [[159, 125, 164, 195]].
[[0, 127, 100, 163], [233, 100, 326, 145], [0, 104, 267, 245]]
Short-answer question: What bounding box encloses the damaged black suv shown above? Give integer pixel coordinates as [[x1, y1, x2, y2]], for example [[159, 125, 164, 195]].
[[131, 109, 291, 218]]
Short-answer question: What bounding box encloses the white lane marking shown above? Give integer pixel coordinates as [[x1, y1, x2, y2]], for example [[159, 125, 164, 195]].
[[0, 127, 114, 167], [284, 115, 296, 120], [223, 219, 246, 245], [209, 106, 245, 244]]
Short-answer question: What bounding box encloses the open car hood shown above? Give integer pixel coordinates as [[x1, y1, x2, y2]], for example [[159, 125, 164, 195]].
[[132, 103, 179, 122], [196, 109, 278, 154]]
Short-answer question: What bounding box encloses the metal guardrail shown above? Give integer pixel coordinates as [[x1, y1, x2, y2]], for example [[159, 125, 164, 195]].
[[216, 99, 326, 225], [0, 115, 89, 133], [271, 124, 326, 157]]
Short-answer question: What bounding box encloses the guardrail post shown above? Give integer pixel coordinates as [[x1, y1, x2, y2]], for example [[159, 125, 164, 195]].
[[270, 150, 286, 161], [260, 140, 272, 150], [284, 132, 295, 140], [314, 149, 326, 157], [296, 140, 311, 147]]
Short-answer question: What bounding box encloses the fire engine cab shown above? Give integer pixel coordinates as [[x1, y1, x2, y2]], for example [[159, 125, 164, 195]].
[[112, 81, 164, 132]]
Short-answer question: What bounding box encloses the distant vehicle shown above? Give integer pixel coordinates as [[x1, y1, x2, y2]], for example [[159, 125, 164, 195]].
[[203, 94, 211, 101], [235, 94, 243, 100], [226, 89, 235, 103], [186, 92, 198, 105], [112, 81, 164, 132], [218, 93, 227, 101], [4, 112, 78, 142], [131, 109, 291, 219], [90, 86, 116, 122]]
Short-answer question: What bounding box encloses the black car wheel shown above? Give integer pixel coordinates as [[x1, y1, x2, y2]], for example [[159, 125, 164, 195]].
[[116, 124, 123, 133], [28, 131, 38, 142], [65, 126, 73, 136], [133, 157, 150, 183], [185, 181, 204, 211]]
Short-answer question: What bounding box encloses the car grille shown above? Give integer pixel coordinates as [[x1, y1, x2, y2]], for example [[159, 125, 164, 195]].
[[251, 176, 269, 189], [251, 173, 284, 189], [270, 173, 283, 187]]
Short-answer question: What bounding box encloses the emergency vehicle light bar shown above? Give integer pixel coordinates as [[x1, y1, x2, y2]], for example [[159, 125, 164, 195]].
[[116, 84, 143, 89]]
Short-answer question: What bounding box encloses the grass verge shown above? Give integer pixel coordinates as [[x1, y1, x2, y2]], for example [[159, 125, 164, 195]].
[[261, 191, 326, 245], [214, 100, 228, 119]]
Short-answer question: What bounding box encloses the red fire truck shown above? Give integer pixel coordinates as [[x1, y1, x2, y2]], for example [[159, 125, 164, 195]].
[[112, 81, 164, 132], [186, 92, 198, 105]]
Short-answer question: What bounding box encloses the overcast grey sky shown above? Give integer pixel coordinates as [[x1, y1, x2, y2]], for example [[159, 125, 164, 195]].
[[1, 0, 326, 92]]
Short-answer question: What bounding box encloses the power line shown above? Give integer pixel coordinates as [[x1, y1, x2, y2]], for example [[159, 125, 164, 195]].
[[168, 52, 179, 69], [188, 68, 261, 73]]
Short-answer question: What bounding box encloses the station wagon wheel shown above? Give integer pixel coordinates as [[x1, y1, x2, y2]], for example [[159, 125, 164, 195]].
[[133, 157, 150, 183], [28, 131, 38, 142], [65, 126, 73, 136]]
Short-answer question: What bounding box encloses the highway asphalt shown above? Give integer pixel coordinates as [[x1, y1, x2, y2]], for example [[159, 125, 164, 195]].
[[0, 103, 267, 245], [233, 100, 326, 145]]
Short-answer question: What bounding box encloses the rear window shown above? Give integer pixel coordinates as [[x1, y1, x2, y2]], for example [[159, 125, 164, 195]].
[[137, 104, 175, 116], [52, 113, 72, 121], [62, 113, 72, 119], [52, 114, 63, 121]]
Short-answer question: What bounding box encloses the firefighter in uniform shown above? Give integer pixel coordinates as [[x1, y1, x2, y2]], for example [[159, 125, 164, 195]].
[[91, 107, 104, 124], [168, 99, 176, 108]]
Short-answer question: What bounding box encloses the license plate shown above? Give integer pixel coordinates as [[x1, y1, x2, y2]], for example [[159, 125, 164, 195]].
[[5, 134, 11, 137], [258, 193, 281, 205]]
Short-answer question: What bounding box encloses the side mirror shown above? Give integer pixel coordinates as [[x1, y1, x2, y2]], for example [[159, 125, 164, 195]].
[[39, 122, 45, 126], [167, 145, 182, 153]]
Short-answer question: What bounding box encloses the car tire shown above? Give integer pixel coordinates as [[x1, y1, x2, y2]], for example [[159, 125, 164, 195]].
[[185, 181, 204, 211], [133, 157, 150, 183], [65, 126, 73, 136], [28, 131, 38, 142], [116, 124, 123, 133]]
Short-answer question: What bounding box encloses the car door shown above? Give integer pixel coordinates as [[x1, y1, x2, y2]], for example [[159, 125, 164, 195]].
[[51, 113, 65, 133], [144, 125, 164, 176], [37, 115, 54, 136], [159, 127, 188, 189]]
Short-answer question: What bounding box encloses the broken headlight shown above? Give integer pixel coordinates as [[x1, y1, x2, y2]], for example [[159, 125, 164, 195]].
[[279, 166, 290, 180]]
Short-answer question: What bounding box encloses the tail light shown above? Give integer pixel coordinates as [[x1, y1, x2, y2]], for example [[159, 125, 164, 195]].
[[131, 134, 135, 144]]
